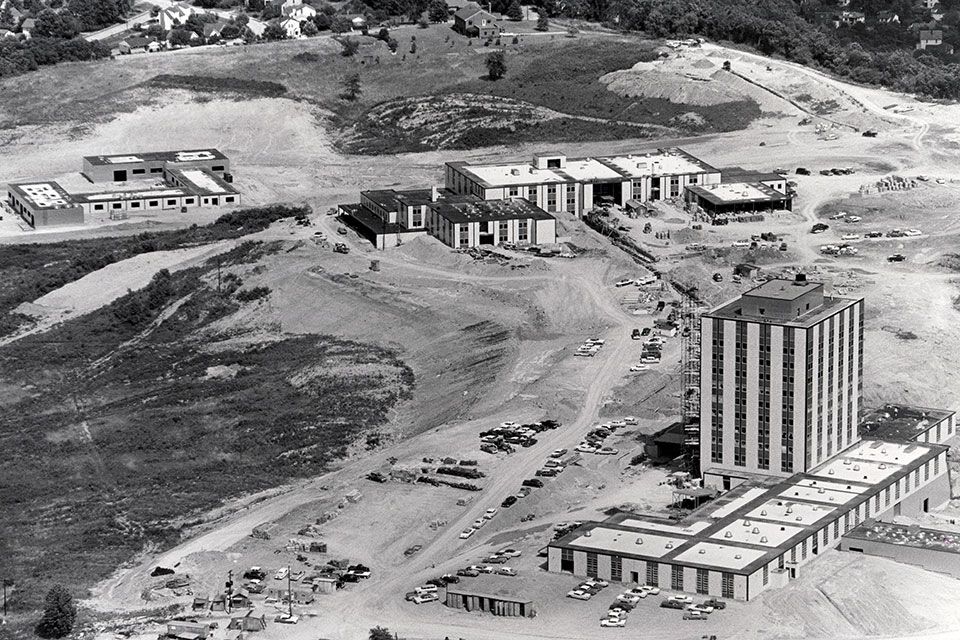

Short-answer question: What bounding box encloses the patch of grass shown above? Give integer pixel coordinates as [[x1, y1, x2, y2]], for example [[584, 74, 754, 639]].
[[0, 204, 307, 337], [0, 246, 413, 615]]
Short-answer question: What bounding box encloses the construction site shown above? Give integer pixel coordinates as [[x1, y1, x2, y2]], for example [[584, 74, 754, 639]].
[[4, 24, 960, 640]]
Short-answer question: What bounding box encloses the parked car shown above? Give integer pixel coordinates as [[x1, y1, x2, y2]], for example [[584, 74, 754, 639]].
[[702, 598, 726, 610], [405, 591, 418, 601], [630, 364, 650, 373], [459, 528, 475, 539], [811, 223, 829, 234], [497, 567, 517, 576], [617, 594, 641, 604], [501, 496, 518, 508], [412, 593, 439, 604], [567, 590, 592, 600], [712, 272, 723, 282], [888, 254, 906, 262], [638, 585, 660, 595], [687, 603, 714, 614], [615, 279, 634, 287], [865, 231, 883, 238], [550, 448, 567, 458], [796, 167, 811, 175], [274, 568, 289, 581], [441, 574, 460, 584], [498, 548, 522, 558], [641, 327, 651, 336], [522, 478, 544, 488], [600, 617, 626, 627], [667, 594, 693, 603], [484, 507, 498, 518], [683, 610, 708, 620], [536, 468, 558, 477], [456, 568, 480, 578], [415, 584, 438, 595], [661, 599, 686, 609]]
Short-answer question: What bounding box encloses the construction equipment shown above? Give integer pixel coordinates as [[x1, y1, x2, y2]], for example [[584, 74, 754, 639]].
[[333, 243, 349, 254], [679, 288, 703, 474]]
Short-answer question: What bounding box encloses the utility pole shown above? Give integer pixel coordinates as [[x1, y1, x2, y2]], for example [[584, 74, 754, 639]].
[[225, 569, 233, 614], [2, 578, 13, 623], [286, 565, 292, 620], [217, 255, 222, 294]]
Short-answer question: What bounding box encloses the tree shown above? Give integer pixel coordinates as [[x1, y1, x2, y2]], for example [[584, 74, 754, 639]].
[[67, 0, 124, 30], [331, 15, 353, 32], [535, 13, 549, 30], [418, 15, 429, 27], [410, 39, 416, 53], [342, 72, 361, 100], [505, 0, 522, 20], [387, 37, 398, 52], [377, 26, 390, 40], [340, 36, 359, 55], [169, 28, 193, 46], [428, 0, 448, 22], [247, 0, 265, 9], [184, 13, 208, 35], [485, 49, 505, 79], [313, 13, 331, 29], [35, 586, 76, 639], [35, 9, 80, 38], [263, 20, 286, 39], [369, 627, 392, 640], [302, 19, 318, 35], [262, 2, 281, 18], [0, 4, 13, 27], [220, 23, 240, 39]]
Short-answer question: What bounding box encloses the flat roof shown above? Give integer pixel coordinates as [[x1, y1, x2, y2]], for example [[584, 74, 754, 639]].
[[672, 542, 767, 570], [7, 182, 77, 210], [551, 438, 947, 575], [448, 148, 718, 189], [167, 167, 238, 195], [860, 404, 955, 442], [431, 198, 555, 224], [686, 182, 789, 206], [720, 167, 787, 183], [845, 520, 960, 554], [83, 149, 227, 166], [706, 289, 860, 329]]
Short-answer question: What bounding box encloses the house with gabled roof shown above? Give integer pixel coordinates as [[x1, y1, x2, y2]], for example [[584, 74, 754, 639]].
[[159, 1, 204, 32], [453, 2, 500, 37]]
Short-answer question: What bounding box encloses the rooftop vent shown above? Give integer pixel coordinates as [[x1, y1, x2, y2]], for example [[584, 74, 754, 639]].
[[760, 536, 768, 543], [724, 531, 733, 538], [743, 520, 751, 526], [699, 549, 706, 554], [635, 537, 643, 545], [734, 554, 742, 560], [752, 527, 760, 534], [794, 273, 807, 284]]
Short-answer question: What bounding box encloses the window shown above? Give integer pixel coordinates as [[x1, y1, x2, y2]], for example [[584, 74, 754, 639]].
[[167, 199, 177, 206], [566, 187, 576, 212], [132, 168, 146, 175], [411, 207, 422, 227], [150, 167, 163, 174], [721, 573, 734, 599], [696, 569, 709, 595], [611, 555, 622, 582], [212, 165, 225, 172], [518, 220, 528, 242], [646, 562, 658, 586], [225, 196, 235, 204], [560, 548, 574, 572], [130, 201, 140, 208], [94, 204, 104, 211], [834, 519, 839, 538], [211, 197, 219, 206], [508, 186, 519, 197], [801, 539, 807, 560], [670, 565, 683, 591], [148, 200, 159, 207], [762, 564, 769, 586], [631, 179, 643, 200], [546, 185, 557, 212], [112, 202, 122, 209], [459, 224, 470, 248], [586, 552, 598, 578], [670, 176, 680, 197], [184, 198, 195, 205], [498, 221, 509, 242], [689, 174, 699, 185]]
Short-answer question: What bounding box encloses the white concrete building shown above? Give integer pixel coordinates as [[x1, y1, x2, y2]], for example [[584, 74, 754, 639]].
[[445, 148, 721, 217], [699, 276, 864, 487]]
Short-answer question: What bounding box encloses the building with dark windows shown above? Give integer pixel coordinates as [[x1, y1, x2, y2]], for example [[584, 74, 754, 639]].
[[445, 149, 721, 217], [699, 275, 864, 487]]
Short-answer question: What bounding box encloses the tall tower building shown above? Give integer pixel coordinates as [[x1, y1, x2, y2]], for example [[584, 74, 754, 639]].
[[699, 275, 864, 487]]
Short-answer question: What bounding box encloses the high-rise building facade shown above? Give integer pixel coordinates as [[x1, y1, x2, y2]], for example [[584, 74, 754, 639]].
[[700, 275, 864, 486]]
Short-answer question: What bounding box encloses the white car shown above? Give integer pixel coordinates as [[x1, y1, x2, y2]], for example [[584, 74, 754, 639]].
[[609, 420, 626, 427], [459, 528, 475, 539], [624, 416, 638, 424], [412, 593, 439, 604], [415, 584, 438, 595], [626, 588, 648, 598], [645, 336, 665, 345], [587, 338, 605, 345], [615, 279, 634, 287], [501, 421, 518, 428], [484, 508, 497, 519], [905, 228, 922, 236], [687, 603, 714, 614], [600, 617, 626, 627], [617, 594, 641, 604], [584, 578, 609, 588], [567, 590, 592, 600], [597, 447, 619, 455], [575, 444, 598, 454], [667, 594, 693, 603], [550, 449, 567, 458], [498, 548, 522, 558], [845, 215, 862, 223], [841, 234, 860, 240], [497, 567, 517, 576], [473, 519, 486, 529], [732, 240, 750, 248], [630, 364, 649, 372], [274, 614, 300, 624], [638, 585, 660, 595], [274, 568, 289, 581], [475, 565, 495, 574]]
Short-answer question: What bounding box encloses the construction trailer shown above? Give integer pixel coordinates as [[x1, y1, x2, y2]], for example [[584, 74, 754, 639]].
[[445, 586, 536, 617]]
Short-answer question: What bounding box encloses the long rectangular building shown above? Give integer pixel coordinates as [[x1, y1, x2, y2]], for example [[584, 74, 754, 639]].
[[700, 275, 864, 485], [445, 148, 721, 216], [548, 439, 951, 601], [81, 149, 230, 183]]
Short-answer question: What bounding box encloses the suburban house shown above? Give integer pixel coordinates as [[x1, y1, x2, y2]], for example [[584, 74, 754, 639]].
[[246, 17, 267, 37], [453, 2, 500, 38], [159, 1, 204, 31], [19, 16, 34, 37], [282, 2, 317, 22], [118, 35, 157, 54], [0, 28, 13, 38], [917, 29, 944, 49], [203, 21, 227, 40], [280, 17, 301, 37], [839, 10, 865, 25]]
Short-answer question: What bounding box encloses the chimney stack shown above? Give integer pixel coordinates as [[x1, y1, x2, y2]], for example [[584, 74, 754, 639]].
[[431, 186, 439, 202], [795, 273, 807, 284]]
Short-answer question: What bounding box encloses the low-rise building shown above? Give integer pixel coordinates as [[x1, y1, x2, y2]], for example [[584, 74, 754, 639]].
[[81, 149, 229, 183], [859, 404, 957, 446], [446, 149, 721, 216], [118, 35, 156, 54], [917, 29, 945, 49], [453, 2, 500, 37], [684, 181, 793, 218], [839, 519, 960, 578], [445, 577, 536, 617], [549, 438, 951, 601]]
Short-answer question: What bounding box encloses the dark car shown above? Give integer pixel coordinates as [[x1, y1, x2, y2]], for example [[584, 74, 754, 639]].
[[641, 327, 651, 336], [441, 574, 460, 584], [796, 167, 811, 175], [888, 253, 906, 262], [865, 231, 883, 238], [702, 598, 727, 610], [501, 495, 518, 508], [536, 468, 558, 477], [660, 599, 686, 609], [522, 478, 544, 488], [426, 578, 445, 588], [243, 568, 267, 581], [811, 223, 829, 234], [457, 568, 480, 578]]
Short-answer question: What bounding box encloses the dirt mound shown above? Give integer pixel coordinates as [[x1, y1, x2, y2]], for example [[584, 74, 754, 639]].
[[601, 64, 742, 106]]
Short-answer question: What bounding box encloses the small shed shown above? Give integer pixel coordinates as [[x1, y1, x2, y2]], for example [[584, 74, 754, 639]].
[[228, 612, 267, 632], [252, 522, 279, 540], [734, 263, 761, 279]]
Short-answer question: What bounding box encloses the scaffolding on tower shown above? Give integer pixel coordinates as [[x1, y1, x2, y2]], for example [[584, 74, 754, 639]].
[[679, 287, 703, 475]]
